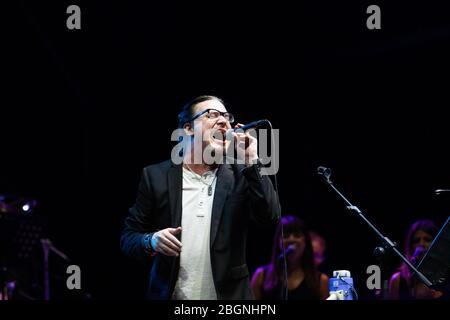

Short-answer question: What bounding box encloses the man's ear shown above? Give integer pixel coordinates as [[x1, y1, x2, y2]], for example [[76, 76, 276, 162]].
[[183, 122, 194, 136]]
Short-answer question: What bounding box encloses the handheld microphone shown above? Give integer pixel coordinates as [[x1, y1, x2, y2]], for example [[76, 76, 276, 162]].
[[278, 244, 296, 260], [233, 119, 269, 132], [435, 189, 450, 195], [411, 245, 426, 265]]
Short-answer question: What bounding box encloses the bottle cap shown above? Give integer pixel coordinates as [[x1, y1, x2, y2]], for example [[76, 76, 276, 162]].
[[333, 270, 351, 278]]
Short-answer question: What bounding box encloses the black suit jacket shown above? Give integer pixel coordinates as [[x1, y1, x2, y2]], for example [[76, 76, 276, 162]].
[[120, 160, 280, 299]]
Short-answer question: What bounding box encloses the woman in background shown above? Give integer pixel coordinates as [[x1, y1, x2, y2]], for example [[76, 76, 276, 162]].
[[388, 219, 443, 299], [251, 215, 329, 300]]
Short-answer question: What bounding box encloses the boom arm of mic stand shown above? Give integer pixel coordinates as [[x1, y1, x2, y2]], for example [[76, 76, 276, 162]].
[[320, 173, 433, 287]]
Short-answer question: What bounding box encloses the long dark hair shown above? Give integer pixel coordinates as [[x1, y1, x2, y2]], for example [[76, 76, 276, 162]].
[[263, 216, 321, 298], [399, 219, 438, 284]]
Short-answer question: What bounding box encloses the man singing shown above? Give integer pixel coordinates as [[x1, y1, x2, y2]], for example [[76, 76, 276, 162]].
[[120, 95, 280, 299]]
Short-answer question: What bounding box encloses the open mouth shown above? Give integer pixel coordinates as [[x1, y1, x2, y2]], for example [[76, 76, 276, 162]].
[[211, 129, 228, 145]]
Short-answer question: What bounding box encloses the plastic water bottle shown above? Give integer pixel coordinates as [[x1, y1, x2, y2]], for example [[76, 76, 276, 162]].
[[329, 270, 354, 300]]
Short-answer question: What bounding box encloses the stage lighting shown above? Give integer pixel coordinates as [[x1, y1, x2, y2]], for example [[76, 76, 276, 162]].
[[19, 200, 37, 214]]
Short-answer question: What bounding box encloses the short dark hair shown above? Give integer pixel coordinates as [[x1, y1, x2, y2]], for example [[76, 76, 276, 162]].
[[177, 95, 224, 129]]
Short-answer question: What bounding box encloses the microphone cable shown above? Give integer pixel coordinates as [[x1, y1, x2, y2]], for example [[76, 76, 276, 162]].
[[261, 120, 287, 300], [239, 119, 286, 299], [337, 273, 359, 300]]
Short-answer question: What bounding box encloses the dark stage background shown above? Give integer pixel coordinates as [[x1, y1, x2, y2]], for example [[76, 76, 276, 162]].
[[2, 1, 449, 299]]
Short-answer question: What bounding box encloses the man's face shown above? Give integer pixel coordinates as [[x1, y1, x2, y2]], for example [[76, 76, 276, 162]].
[[189, 99, 232, 153]]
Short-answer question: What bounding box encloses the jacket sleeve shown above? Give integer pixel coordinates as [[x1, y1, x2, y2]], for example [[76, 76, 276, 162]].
[[241, 161, 281, 225], [120, 168, 155, 261]]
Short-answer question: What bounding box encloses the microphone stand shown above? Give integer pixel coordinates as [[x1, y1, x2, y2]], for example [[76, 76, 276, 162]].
[[41, 239, 51, 300], [435, 189, 450, 195], [40, 239, 71, 300], [317, 167, 433, 299], [0, 264, 7, 300]]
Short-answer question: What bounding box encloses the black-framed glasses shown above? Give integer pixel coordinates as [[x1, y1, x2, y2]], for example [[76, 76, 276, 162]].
[[188, 108, 235, 123]]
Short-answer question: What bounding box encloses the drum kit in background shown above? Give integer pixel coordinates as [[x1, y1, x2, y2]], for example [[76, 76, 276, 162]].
[[0, 194, 75, 300]]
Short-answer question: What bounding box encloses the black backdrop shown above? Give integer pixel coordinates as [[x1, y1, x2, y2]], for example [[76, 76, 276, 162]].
[[2, 1, 449, 299]]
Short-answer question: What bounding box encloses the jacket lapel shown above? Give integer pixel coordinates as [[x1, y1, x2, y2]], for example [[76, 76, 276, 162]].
[[168, 162, 182, 228], [210, 164, 233, 248], [167, 162, 183, 299]]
